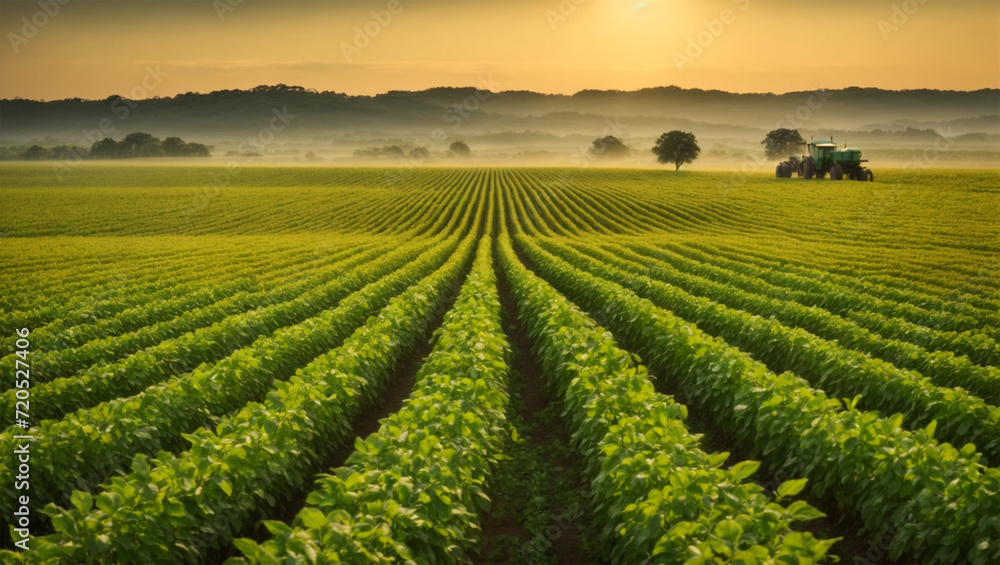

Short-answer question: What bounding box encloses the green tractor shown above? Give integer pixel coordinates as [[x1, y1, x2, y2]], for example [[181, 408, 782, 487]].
[[776, 138, 873, 181]]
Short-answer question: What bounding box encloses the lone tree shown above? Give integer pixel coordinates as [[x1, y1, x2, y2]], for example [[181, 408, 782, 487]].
[[652, 131, 700, 170], [761, 128, 806, 160], [588, 135, 630, 160], [449, 140, 471, 157]]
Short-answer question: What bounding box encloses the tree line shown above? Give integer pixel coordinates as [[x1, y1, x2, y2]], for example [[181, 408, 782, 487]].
[[7, 132, 212, 161]]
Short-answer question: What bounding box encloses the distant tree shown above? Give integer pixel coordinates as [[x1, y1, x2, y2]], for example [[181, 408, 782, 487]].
[[21, 145, 52, 160], [588, 136, 630, 160], [163, 137, 187, 156], [120, 132, 162, 157], [122, 132, 166, 157], [89, 134, 209, 159], [90, 138, 122, 159], [50, 145, 87, 160], [409, 146, 430, 161], [651, 131, 700, 170], [449, 141, 471, 157], [761, 128, 806, 160], [182, 143, 212, 157]]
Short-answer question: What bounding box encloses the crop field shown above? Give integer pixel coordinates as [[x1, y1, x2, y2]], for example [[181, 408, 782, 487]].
[[1, 163, 999, 564]]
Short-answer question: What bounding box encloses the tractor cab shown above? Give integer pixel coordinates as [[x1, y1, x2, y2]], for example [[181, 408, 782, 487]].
[[807, 140, 838, 166]]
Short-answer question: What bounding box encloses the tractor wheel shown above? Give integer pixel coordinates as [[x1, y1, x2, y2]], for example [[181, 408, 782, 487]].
[[802, 157, 815, 179], [780, 162, 793, 177], [830, 163, 844, 180], [865, 169, 874, 182], [853, 167, 866, 181], [776, 165, 782, 178]]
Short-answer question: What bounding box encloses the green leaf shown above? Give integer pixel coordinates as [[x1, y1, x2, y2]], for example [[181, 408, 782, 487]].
[[262, 520, 293, 536], [925, 419, 937, 439], [220, 479, 233, 497], [714, 519, 743, 543], [297, 508, 328, 529], [70, 491, 93, 513], [730, 460, 760, 481], [776, 478, 808, 499], [164, 500, 186, 518], [231, 538, 259, 558], [785, 500, 826, 522]]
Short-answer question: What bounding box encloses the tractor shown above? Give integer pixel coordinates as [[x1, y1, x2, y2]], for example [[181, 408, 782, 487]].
[[776, 138, 873, 181]]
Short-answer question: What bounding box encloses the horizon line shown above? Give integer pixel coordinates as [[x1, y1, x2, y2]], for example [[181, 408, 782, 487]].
[[3, 84, 999, 104]]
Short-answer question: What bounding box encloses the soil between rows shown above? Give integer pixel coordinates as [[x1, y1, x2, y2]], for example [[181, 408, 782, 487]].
[[476, 253, 596, 564]]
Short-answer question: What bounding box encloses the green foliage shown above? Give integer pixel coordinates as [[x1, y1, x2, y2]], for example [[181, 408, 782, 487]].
[[89, 132, 211, 159], [24, 229, 481, 563], [514, 234, 1000, 565], [761, 128, 806, 160], [541, 239, 1000, 465], [240, 232, 511, 563], [1, 166, 996, 564], [651, 130, 700, 170], [497, 222, 833, 563]]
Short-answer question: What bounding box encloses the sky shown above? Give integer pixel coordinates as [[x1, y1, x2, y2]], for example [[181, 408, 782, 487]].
[[0, 0, 998, 100]]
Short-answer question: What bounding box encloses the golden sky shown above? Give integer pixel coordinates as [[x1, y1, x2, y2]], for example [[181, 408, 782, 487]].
[[1, 0, 998, 100]]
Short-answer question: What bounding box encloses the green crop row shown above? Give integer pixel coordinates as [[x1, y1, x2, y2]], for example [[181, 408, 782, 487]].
[[0, 240, 292, 336], [6, 241, 355, 353], [494, 227, 834, 560], [844, 308, 999, 368], [7, 280, 248, 355], [619, 239, 1000, 369], [0, 243, 382, 384], [553, 240, 1000, 457], [238, 234, 511, 564], [615, 241, 1000, 404], [671, 242, 992, 335], [0, 235, 459, 523], [515, 234, 1000, 565], [9, 226, 481, 564], [0, 241, 411, 430], [553, 239, 1000, 463], [698, 239, 1000, 317]]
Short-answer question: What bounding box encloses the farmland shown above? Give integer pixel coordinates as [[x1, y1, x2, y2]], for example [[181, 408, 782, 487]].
[[1, 163, 998, 564]]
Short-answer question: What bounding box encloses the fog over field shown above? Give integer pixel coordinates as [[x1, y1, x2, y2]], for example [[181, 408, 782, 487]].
[[2, 85, 998, 169]]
